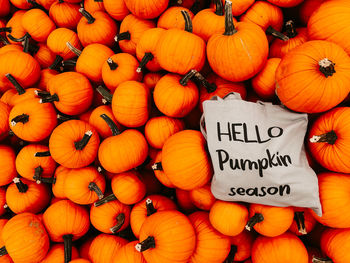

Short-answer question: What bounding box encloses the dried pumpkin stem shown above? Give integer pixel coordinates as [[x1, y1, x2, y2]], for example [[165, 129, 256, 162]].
[[179, 70, 196, 86], [214, 0, 224, 16], [266, 26, 289, 41], [94, 193, 117, 207], [181, 10, 192, 33], [11, 114, 29, 127], [110, 213, 125, 233], [79, 8, 95, 24], [224, 245, 238, 263], [75, 130, 93, 150], [13, 177, 28, 193], [285, 20, 297, 38], [49, 55, 64, 70], [319, 58, 336, 77], [0, 35, 10, 45], [294, 211, 307, 235], [66, 42, 82, 56], [312, 257, 333, 263], [57, 113, 76, 121], [190, 69, 217, 93], [22, 34, 30, 53], [309, 130, 337, 145], [245, 213, 264, 231], [40, 93, 59, 103], [33, 166, 56, 184], [63, 234, 73, 263], [94, 0, 103, 2], [137, 52, 154, 73], [88, 182, 104, 199], [223, 1, 237, 35], [100, 114, 121, 136], [7, 32, 30, 42], [114, 31, 131, 42], [96, 86, 113, 104], [135, 236, 156, 252], [146, 198, 157, 216], [107, 58, 118, 70], [34, 151, 51, 157], [0, 27, 11, 33], [0, 246, 8, 256], [28, 42, 40, 54], [62, 59, 77, 67], [35, 90, 50, 98], [5, 73, 25, 95], [152, 162, 163, 171]]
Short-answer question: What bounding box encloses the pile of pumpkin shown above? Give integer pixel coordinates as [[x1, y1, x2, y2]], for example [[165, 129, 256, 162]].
[[0, 0, 349, 262]]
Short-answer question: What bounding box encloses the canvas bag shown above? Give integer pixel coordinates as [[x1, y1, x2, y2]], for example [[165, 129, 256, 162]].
[[201, 93, 322, 216]]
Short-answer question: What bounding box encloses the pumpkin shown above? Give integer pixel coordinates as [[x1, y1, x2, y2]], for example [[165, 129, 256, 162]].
[[49, 120, 100, 168], [90, 199, 130, 234], [156, 10, 206, 75], [49, 1, 82, 29], [289, 208, 317, 236], [136, 210, 196, 263], [225, 230, 255, 262], [33, 44, 56, 69], [0, 0, 10, 17], [310, 172, 350, 228], [299, 0, 326, 25], [38, 69, 58, 91], [319, 228, 350, 263], [0, 146, 16, 186], [157, 7, 194, 30], [78, 237, 93, 260], [308, 107, 350, 173], [189, 184, 216, 211], [130, 195, 177, 238], [101, 53, 141, 92], [9, 98, 57, 142], [41, 244, 79, 263], [103, 0, 129, 21], [0, 219, 11, 263], [0, 213, 50, 263], [83, 0, 105, 13], [115, 14, 155, 56], [189, 211, 231, 263], [209, 200, 248, 236], [22, 9, 56, 42], [4, 11, 26, 45], [0, 102, 9, 141], [117, 241, 146, 263], [15, 144, 56, 183], [51, 166, 69, 199], [152, 151, 174, 188], [267, 0, 303, 8], [0, 189, 6, 217], [207, 1, 269, 82], [124, 0, 169, 19], [275, 40, 350, 113], [143, 72, 163, 91], [251, 58, 281, 100], [251, 232, 308, 263], [43, 200, 90, 263], [215, 0, 254, 16], [0, 44, 22, 56], [98, 114, 148, 173], [245, 204, 294, 237], [176, 188, 197, 214], [161, 130, 212, 190], [35, 0, 56, 10], [77, 9, 118, 47], [88, 234, 128, 263]]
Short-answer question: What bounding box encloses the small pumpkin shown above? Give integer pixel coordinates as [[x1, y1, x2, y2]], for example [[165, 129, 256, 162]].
[[0, 145, 16, 186], [41, 244, 79, 263], [176, 188, 197, 214], [152, 151, 174, 188], [117, 241, 146, 263], [289, 208, 317, 236], [49, 1, 82, 29], [189, 184, 216, 211], [33, 43, 56, 69], [225, 229, 255, 262], [157, 6, 194, 30], [103, 0, 129, 21], [319, 228, 350, 263], [0, 102, 9, 141], [83, 0, 105, 13], [124, 0, 169, 19], [143, 72, 163, 91]]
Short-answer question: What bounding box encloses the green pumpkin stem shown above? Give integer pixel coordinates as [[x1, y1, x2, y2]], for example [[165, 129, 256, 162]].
[[34, 151, 51, 157], [224, 245, 238, 263], [181, 10, 192, 33], [0, 246, 8, 256], [96, 86, 113, 104], [223, 1, 237, 35], [66, 41, 82, 57], [13, 177, 28, 193], [7, 32, 30, 42], [137, 52, 154, 73], [11, 114, 29, 127], [146, 198, 157, 216], [152, 162, 163, 171], [100, 114, 121, 136], [63, 234, 73, 263], [266, 26, 289, 41], [39, 93, 59, 103], [0, 35, 10, 45], [75, 131, 93, 150], [245, 213, 264, 231], [107, 58, 118, 70], [319, 58, 336, 78], [5, 73, 25, 95], [0, 27, 11, 33], [88, 182, 104, 199], [312, 257, 333, 263], [49, 55, 64, 70], [135, 236, 156, 252], [94, 193, 117, 207], [110, 213, 125, 233], [294, 211, 307, 235], [190, 69, 217, 93], [179, 70, 196, 86], [214, 0, 224, 16], [284, 20, 297, 38], [309, 130, 337, 145], [79, 8, 95, 24], [114, 31, 131, 42]]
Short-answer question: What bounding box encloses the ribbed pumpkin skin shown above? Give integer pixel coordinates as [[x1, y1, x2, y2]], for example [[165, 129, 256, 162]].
[[0, 102, 10, 141], [5, 10, 26, 45], [308, 107, 350, 173], [162, 130, 212, 190], [189, 185, 216, 211], [0, 218, 11, 263], [275, 40, 350, 113], [153, 151, 174, 188], [2, 213, 50, 263], [89, 105, 122, 139], [189, 211, 231, 263], [321, 228, 350, 263], [228, 230, 255, 261], [103, 0, 129, 21], [138, 210, 196, 263], [47, 28, 82, 60], [299, 0, 326, 25], [116, 241, 147, 263], [51, 166, 69, 199], [41, 244, 79, 263], [49, 1, 82, 29], [308, 0, 350, 55], [124, 0, 169, 19], [84, 0, 105, 13], [267, 0, 303, 7], [252, 233, 308, 263], [310, 172, 350, 228], [157, 7, 194, 30]]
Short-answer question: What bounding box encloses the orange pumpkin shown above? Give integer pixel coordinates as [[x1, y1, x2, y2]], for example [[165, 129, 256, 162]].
[[124, 0, 169, 19], [320, 228, 350, 263], [189, 184, 216, 211], [83, 0, 105, 13], [0, 188, 6, 217], [157, 7, 194, 30], [0, 218, 11, 263], [226, 230, 255, 262], [32, 44, 56, 69], [0, 102, 9, 141], [49, 1, 82, 29], [176, 188, 197, 214], [289, 208, 317, 236], [0, 146, 16, 186], [117, 241, 146, 263], [4, 11, 26, 45], [38, 69, 59, 91], [152, 151, 174, 188], [215, 0, 254, 16], [41, 244, 79, 263], [299, 0, 326, 25], [1, 78, 39, 107], [103, 0, 129, 21], [143, 72, 163, 91], [267, 0, 303, 7], [0, 0, 10, 17], [51, 165, 69, 199]]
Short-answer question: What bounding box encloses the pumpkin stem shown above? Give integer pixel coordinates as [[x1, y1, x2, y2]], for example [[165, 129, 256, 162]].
[[135, 236, 156, 252], [5, 73, 25, 95], [57, 113, 76, 121], [110, 213, 125, 233], [309, 130, 337, 145], [266, 26, 289, 41], [319, 58, 336, 77], [94, 193, 117, 207], [13, 177, 28, 193], [0, 246, 8, 256], [152, 162, 163, 171], [0, 35, 10, 45], [49, 55, 64, 70], [312, 257, 333, 263], [22, 34, 31, 53], [294, 211, 307, 235], [214, 0, 224, 16], [79, 8, 95, 24], [63, 234, 73, 263], [190, 69, 217, 93], [66, 41, 82, 56], [223, 1, 237, 35], [107, 58, 118, 70], [179, 70, 197, 86], [33, 171, 56, 184], [96, 86, 113, 104], [34, 151, 51, 157], [75, 130, 93, 150], [39, 93, 59, 103], [146, 198, 157, 216], [284, 20, 297, 38], [181, 10, 193, 33], [94, 0, 103, 2], [58, 0, 64, 3], [7, 32, 30, 42], [100, 114, 121, 136], [137, 52, 154, 73], [11, 114, 29, 127], [224, 245, 238, 263], [0, 27, 11, 33], [35, 90, 50, 98], [114, 31, 131, 42], [88, 182, 104, 199], [245, 213, 264, 231]]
